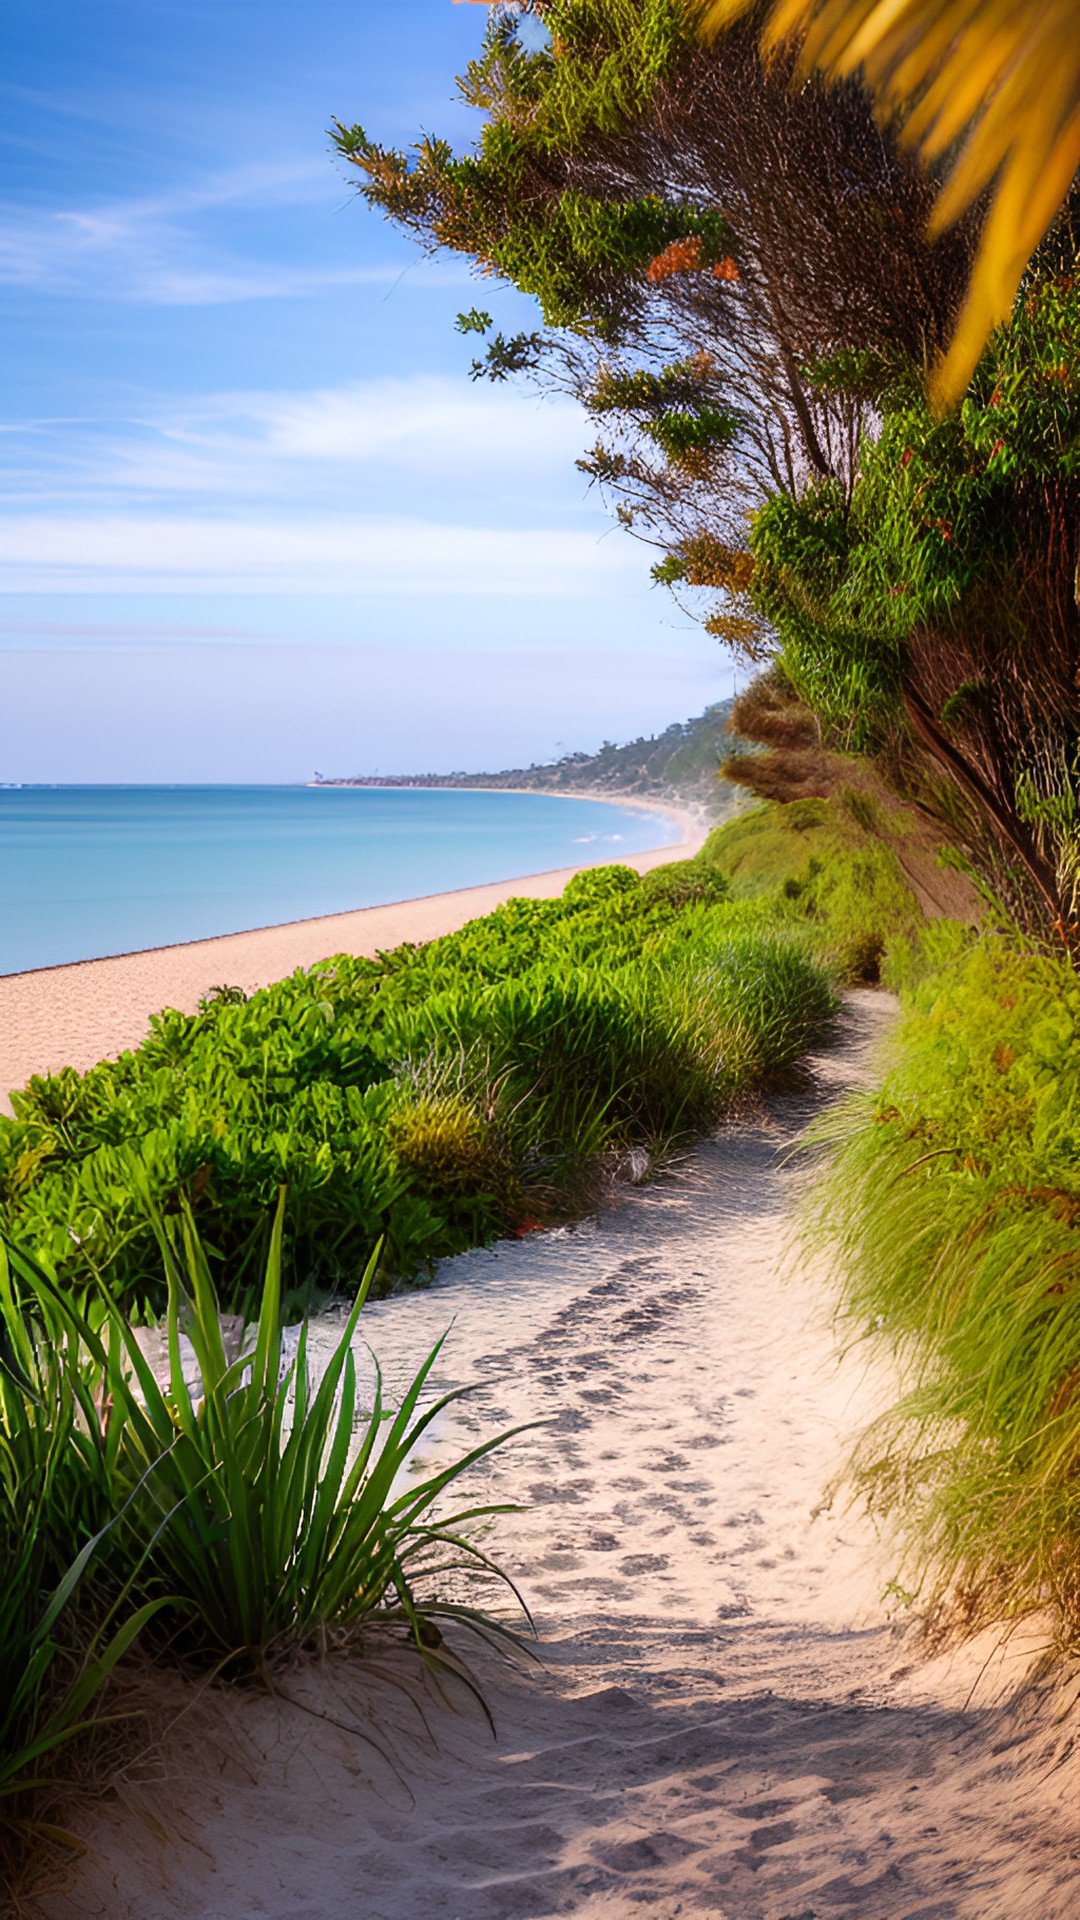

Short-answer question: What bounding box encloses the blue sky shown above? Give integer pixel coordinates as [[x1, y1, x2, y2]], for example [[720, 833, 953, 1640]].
[[1, 0, 732, 781]]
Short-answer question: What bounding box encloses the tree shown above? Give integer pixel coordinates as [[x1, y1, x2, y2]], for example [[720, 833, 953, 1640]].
[[342, 2, 1080, 943], [698, 0, 1080, 410], [336, 1, 972, 617], [750, 248, 1080, 941]]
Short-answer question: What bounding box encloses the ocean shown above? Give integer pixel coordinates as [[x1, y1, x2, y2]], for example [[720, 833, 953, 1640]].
[[0, 785, 677, 977]]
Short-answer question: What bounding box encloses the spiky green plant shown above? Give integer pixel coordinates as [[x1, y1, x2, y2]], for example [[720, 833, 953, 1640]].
[[0, 1191, 535, 1886], [4, 1198, 532, 1679], [0, 1240, 163, 1867]]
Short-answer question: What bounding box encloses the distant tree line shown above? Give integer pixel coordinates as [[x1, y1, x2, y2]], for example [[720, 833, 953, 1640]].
[[314, 702, 740, 815]]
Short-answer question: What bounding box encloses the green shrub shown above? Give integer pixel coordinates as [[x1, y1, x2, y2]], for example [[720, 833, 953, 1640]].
[[0, 865, 837, 1313], [560, 862, 641, 907], [639, 861, 730, 910], [815, 936, 1080, 1639], [701, 797, 924, 981]]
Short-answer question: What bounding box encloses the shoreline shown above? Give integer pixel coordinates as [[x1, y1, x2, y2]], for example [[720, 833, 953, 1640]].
[[0, 793, 706, 1112]]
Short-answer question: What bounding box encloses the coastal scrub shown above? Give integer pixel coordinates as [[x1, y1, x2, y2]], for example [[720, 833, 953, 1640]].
[[0, 862, 837, 1314], [815, 932, 1080, 1643]]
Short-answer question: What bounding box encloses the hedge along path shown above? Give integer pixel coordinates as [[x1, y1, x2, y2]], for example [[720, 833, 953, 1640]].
[[36, 992, 1080, 1920]]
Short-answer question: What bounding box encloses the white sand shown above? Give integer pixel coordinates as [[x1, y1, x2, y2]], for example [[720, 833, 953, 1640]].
[[0, 795, 705, 1114], [31, 995, 1080, 1919]]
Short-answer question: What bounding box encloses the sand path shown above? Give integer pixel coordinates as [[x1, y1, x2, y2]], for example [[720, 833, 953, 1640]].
[[34, 994, 1080, 1920]]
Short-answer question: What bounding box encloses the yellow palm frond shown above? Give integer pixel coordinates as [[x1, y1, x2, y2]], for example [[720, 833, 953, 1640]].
[[699, 0, 1080, 406]]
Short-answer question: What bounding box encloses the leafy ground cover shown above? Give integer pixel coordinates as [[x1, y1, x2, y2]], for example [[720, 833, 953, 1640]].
[[0, 860, 839, 1316]]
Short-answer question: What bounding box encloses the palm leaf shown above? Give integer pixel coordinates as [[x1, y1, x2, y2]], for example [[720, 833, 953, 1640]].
[[699, 0, 1080, 405]]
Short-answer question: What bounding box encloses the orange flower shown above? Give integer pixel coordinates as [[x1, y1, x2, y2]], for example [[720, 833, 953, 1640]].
[[712, 256, 739, 281], [647, 235, 703, 283]]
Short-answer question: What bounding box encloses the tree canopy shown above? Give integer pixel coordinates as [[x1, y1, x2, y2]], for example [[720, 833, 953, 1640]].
[[699, 0, 1080, 409], [342, 1, 1080, 944], [336, 1, 972, 626]]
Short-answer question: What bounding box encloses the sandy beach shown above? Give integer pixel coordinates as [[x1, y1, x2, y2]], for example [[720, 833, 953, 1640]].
[[0, 794, 705, 1114], [30, 995, 1080, 1919]]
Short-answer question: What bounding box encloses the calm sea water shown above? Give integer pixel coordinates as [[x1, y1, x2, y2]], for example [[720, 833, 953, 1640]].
[[0, 786, 676, 977]]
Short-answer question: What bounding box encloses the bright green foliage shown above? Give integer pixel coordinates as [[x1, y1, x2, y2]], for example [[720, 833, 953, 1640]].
[[0, 1202, 528, 1854], [586, 360, 724, 415], [0, 867, 837, 1313], [638, 861, 730, 910], [491, 193, 731, 332], [457, 0, 689, 156], [642, 406, 739, 465], [749, 481, 902, 751], [701, 798, 924, 980], [816, 936, 1080, 1638], [585, 356, 741, 465], [755, 281, 1080, 698], [749, 270, 1080, 936], [331, 1, 733, 336]]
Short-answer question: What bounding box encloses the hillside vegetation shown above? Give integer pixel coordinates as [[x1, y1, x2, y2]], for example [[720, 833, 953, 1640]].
[[314, 703, 742, 818]]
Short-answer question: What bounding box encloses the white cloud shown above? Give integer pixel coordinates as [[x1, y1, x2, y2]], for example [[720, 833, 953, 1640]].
[[1, 376, 629, 605], [108, 262, 442, 307], [0, 161, 456, 305], [0, 513, 640, 596], [157, 376, 585, 491], [244, 376, 584, 467], [4, 376, 595, 512]]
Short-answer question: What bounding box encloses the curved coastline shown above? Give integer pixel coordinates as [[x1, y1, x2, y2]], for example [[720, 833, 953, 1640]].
[[0, 792, 706, 1114]]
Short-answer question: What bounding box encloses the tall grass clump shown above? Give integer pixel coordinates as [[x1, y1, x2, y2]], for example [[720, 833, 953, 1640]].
[[0, 1239, 163, 1877], [815, 933, 1080, 1643], [0, 1201, 529, 1880], [0, 862, 837, 1313]]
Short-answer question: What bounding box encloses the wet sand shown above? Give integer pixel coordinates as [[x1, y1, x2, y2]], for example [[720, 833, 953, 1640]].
[[32, 995, 1080, 1920], [0, 795, 705, 1113]]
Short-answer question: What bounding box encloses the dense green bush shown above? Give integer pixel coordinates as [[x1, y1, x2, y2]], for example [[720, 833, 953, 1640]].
[[639, 860, 731, 910], [817, 933, 1080, 1640], [750, 268, 1080, 944], [0, 863, 836, 1313], [700, 798, 924, 981]]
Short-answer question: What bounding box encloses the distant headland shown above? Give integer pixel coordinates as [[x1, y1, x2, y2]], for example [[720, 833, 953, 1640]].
[[309, 702, 739, 818]]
